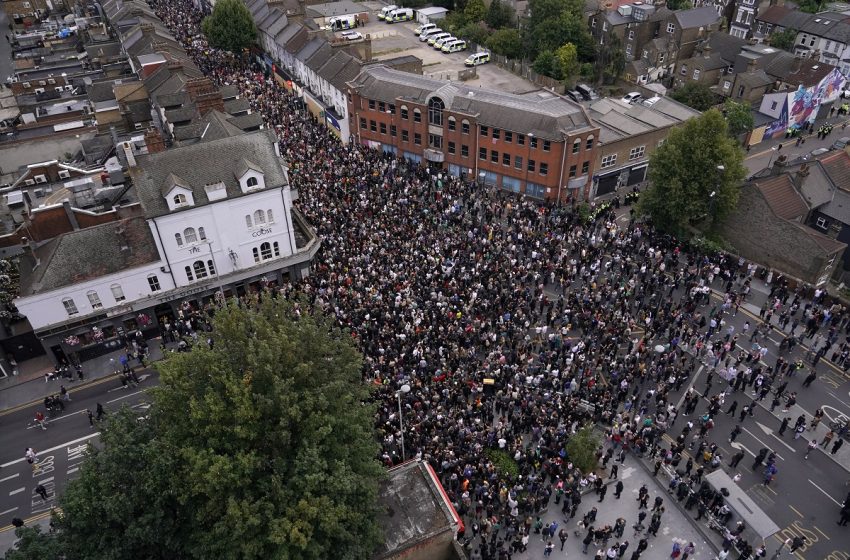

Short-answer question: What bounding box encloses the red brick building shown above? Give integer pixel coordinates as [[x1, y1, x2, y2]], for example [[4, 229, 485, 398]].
[[347, 65, 600, 202]]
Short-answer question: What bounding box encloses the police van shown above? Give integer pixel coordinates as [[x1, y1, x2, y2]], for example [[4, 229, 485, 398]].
[[388, 7, 413, 22], [433, 35, 456, 50], [428, 32, 451, 46], [415, 22, 437, 36], [377, 5, 397, 20], [442, 39, 467, 53], [464, 52, 490, 66], [419, 27, 442, 41]]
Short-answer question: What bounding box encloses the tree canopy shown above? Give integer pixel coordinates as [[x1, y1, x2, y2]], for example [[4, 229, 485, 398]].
[[670, 82, 719, 111], [565, 426, 601, 474], [487, 28, 523, 59], [639, 109, 747, 232], [201, 0, 257, 53], [24, 296, 384, 560], [723, 99, 754, 138], [769, 28, 798, 51]]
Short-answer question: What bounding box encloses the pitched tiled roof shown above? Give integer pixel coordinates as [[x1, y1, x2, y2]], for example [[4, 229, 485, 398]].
[[753, 175, 809, 220], [819, 150, 850, 193], [674, 6, 720, 28], [756, 5, 793, 26], [18, 217, 161, 296]]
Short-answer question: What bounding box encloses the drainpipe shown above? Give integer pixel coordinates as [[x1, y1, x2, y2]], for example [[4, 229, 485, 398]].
[[151, 218, 177, 288]]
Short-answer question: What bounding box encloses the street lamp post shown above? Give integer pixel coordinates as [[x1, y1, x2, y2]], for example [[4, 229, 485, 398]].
[[767, 145, 778, 167], [396, 384, 410, 461]]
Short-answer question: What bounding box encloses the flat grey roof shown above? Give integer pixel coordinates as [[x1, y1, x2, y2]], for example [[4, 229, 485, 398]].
[[307, 0, 365, 17]]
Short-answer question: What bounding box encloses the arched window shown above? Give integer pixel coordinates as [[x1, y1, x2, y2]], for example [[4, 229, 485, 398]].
[[87, 290, 102, 309], [461, 119, 470, 134], [448, 116, 456, 131], [400, 105, 409, 120], [207, 259, 216, 275], [185, 266, 193, 281], [183, 227, 197, 244], [198, 227, 206, 241], [266, 209, 274, 223], [586, 135, 595, 150], [253, 247, 260, 263], [413, 108, 422, 123], [245, 215, 253, 229], [428, 97, 444, 126], [253, 209, 266, 225], [246, 176, 259, 188], [260, 242, 272, 260], [175, 233, 183, 247], [573, 138, 581, 154], [173, 193, 187, 206], [273, 241, 280, 257], [193, 260, 208, 279], [111, 284, 125, 302]]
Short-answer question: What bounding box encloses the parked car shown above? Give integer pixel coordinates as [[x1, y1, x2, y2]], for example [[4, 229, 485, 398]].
[[565, 90, 583, 103], [339, 31, 363, 41], [621, 91, 642, 104], [810, 147, 830, 157], [575, 83, 599, 101], [415, 22, 437, 36], [832, 136, 850, 150]]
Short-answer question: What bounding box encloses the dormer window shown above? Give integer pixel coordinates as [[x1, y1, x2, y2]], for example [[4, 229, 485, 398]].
[[174, 193, 187, 206], [247, 177, 258, 188], [236, 158, 265, 193]]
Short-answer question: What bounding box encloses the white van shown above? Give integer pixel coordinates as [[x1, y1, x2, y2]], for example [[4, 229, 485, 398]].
[[327, 15, 357, 31], [433, 35, 456, 50], [464, 52, 490, 66], [388, 7, 414, 22], [428, 31, 451, 46], [415, 22, 437, 36], [377, 5, 397, 20], [419, 27, 442, 41], [442, 39, 467, 53]]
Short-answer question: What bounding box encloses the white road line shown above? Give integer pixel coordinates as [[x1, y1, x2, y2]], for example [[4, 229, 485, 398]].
[[66, 467, 78, 474], [0, 507, 18, 516], [826, 391, 850, 414], [0, 473, 19, 483], [755, 421, 796, 453], [8, 487, 25, 496], [0, 432, 100, 468], [106, 389, 146, 404], [809, 479, 843, 506], [741, 427, 785, 461]]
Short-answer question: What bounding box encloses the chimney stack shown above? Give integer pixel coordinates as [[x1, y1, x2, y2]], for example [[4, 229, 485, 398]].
[[793, 162, 811, 190], [122, 141, 137, 168], [144, 127, 166, 154], [62, 200, 80, 231], [185, 77, 225, 116]]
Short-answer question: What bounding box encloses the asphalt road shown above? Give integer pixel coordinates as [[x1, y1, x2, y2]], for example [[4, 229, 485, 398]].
[[0, 370, 158, 530]]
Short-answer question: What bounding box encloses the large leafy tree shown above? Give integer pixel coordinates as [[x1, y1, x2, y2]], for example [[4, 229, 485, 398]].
[[486, 0, 514, 28], [3, 526, 64, 560], [0, 258, 20, 320], [525, 0, 593, 60], [487, 28, 523, 59], [723, 99, 754, 138], [555, 42, 580, 83], [639, 109, 747, 232], [769, 28, 798, 51], [566, 426, 601, 474], [670, 82, 719, 111], [44, 296, 384, 560], [201, 0, 257, 53]]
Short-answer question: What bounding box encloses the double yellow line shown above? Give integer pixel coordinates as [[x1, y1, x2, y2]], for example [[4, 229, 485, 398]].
[[0, 373, 122, 417]]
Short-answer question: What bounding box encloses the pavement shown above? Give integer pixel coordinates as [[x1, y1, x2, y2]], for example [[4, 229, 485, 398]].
[[0, 11, 13, 84]]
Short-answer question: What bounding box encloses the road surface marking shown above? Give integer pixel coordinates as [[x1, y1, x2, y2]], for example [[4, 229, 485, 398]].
[[106, 389, 147, 404], [26, 409, 86, 429], [8, 487, 24, 495], [66, 467, 78, 475], [742, 426, 785, 460], [0, 433, 100, 468], [789, 505, 803, 518], [814, 526, 831, 541], [0, 473, 19, 483], [755, 421, 796, 453], [0, 507, 17, 516], [809, 479, 842, 506]]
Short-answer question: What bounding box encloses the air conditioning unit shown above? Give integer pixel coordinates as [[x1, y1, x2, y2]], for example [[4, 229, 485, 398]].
[[34, 174, 47, 184], [38, 80, 46, 86], [54, 87, 62, 93], [22, 82, 30, 88], [64, 85, 73, 91], [24, 179, 35, 186], [47, 78, 55, 84], [57, 170, 70, 179], [34, 88, 44, 94]]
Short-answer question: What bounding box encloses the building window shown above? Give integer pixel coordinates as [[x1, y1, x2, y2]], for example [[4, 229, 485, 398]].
[[428, 97, 445, 126], [175, 232, 183, 247], [253, 247, 260, 263], [402, 129, 409, 142], [528, 159, 536, 172], [601, 154, 617, 168], [667, 23, 675, 33], [539, 162, 549, 176], [87, 291, 103, 309], [504, 131, 513, 143], [198, 227, 206, 241], [260, 242, 273, 260], [569, 165, 577, 178], [693, 69, 700, 80], [148, 275, 161, 292], [724, 80, 732, 90], [629, 146, 646, 160], [173, 193, 187, 206], [573, 138, 581, 154], [626, 44, 633, 57], [461, 144, 469, 158], [658, 53, 665, 64], [273, 242, 281, 257], [370, 120, 377, 132], [413, 109, 421, 123], [586, 135, 594, 150], [368, 99, 376, 110], [493, 128, 501, 140], [429, 134, 442, 149], [480, 125, 489, 137], [770, 101, 778, 110], [543, 140, 551, 152], [448, 141, 456, 155], [530, 136, 538, 149], [254, 209, 266, 225], [517, 134, 525, 146], [582, 161, 590, 174], [816, 216, 828, 229], [267, 210, 274, 224], [185, 266, 193, 281], [414, 133, 422, 145], [448, 116, 456, 131], [680, 64, 688, 76], [479, 147, 487, 160], [592, 18, 596, 27], [628, 30, 635, 39], [462, 120, 470, 134], [62, 298, 78, 316], [490, 150, 498, 163], [378, 101, 386, 112], [391, 125, 397, 137], [514, 155, 523, 169], [380, 122, 387, 134], [360, 117, 366, 129], [184, 227, 198, 244], [193, 260, 209, 279], [502, 152, 511, 166], [401, 105, 409, 120], [111, 284, 125, 302]]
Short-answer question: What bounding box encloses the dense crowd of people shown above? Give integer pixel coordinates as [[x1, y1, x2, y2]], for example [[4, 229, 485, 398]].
[[143, 2, 850, 557]]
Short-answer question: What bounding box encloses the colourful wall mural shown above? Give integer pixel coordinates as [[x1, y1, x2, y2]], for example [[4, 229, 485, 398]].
[[763, 67, 847, 139]]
